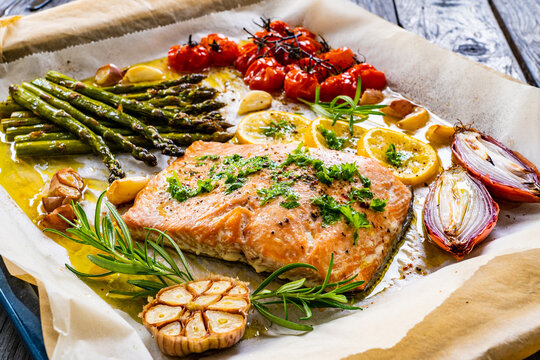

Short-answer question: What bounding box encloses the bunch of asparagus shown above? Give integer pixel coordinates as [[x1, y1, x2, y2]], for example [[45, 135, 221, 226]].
[[0, 72, 233, 182]]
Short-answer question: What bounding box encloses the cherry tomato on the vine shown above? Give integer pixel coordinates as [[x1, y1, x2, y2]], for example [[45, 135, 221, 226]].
[[347, 63, 387, 90], [200, 33, 239, 67], [244, 57, 286, 92], [168, 42, 211, 72], [235, 42, 268, 74], [284, 68, 320, 100], [320, 47, 356, 73], [268, 20, 292, 36], [293, 27, 317, 39], [319, 72, 358, 101]]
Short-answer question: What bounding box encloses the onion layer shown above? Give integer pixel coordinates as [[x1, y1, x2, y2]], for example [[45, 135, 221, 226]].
[[452, 129, 540, 202], [423, 166, 499, 259]]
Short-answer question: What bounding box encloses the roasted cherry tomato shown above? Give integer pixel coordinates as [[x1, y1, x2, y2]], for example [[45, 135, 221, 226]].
[[295, 57, 329, 81], [268, 20, 292, 36], [273, 36, 322, 65], [320, 47, 356, 73], [235, 42, 267, 74], [168, 42, 211, 72], [347, 63, 387, 90], [200, 33, 239, 67], [244, 57, 286, 91], [293, 27, 317, 39], [319, 72, 357, 101], [284, 68, 320, 100]]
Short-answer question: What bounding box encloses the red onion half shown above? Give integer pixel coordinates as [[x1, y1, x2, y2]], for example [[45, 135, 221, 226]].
[[452, 129, 540, 203], [423, 166, 499, 259]]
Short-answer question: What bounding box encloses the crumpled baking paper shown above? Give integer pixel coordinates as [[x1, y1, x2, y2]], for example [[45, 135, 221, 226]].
[[0, 0, 539, 359]]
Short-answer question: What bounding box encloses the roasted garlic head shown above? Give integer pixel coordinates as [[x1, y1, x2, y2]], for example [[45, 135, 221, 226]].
[[141, 276, 250, 357]]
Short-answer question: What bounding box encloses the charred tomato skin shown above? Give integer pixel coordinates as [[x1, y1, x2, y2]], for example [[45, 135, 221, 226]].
[[319, 72, 357, 101], [201, 33, 240, 67], [244, 57, 286, 92], [235, 42, 268, 74], [168, 44, 211, 72], [452, 131, 540, 203], [320, 47, 356, 73]]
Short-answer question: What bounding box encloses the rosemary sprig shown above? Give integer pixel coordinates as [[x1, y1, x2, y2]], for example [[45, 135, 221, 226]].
[[250, 253, 364, 331], [299, 77, 387, 135], [46, 193, 364, 331], [44, 192, 193, 298]]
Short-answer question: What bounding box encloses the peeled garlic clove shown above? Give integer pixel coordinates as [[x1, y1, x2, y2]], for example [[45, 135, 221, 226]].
[[95, 64, 123, 86], [49, 168, 84, 201], [54, 168, 84, 191], [360, 88, 384, 105], [141, 276, 250, 358], [238, 90, 272, 115], [426, 124, 455, 144], [123, 65, 164, 83], [105, 176, 149, 205], [396, 107, 430, 131]]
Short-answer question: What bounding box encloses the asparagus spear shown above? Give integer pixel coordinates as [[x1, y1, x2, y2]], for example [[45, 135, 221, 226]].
[[31, 78, 183, 156], [22, 82, 157, 166], [9, 85, 125, 182], [137, 86, 218, 103], [5, 124, 132, 141], [123, 84, 196, 100], [45, 71, 223, 131], [1, 116, 117, 129], [145, 97, 225, 115], [101, 74, 205, 93], [10, 111, 35, 118], [15, 132, 76, 142], [0, 98, 24, 118], [15, 132, 233, 157]]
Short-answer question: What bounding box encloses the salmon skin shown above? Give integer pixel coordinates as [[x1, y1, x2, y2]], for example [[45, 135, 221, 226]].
[[123, 141, 412, 289]]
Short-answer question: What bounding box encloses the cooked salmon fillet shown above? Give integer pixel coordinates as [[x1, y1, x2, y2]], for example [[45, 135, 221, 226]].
[[123, 141, 412, 288]]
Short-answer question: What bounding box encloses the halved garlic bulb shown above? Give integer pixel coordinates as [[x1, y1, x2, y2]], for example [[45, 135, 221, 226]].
[[141, 276, 250, 358]]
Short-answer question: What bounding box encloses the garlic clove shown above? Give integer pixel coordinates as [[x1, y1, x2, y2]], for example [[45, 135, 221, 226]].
[[159, 321, 182, 336], [144, 304, 183, 326], [204, 280, 232, 295], [106, 176, 149, 205], [426, 124, 455, 144], [123, 65, 164, 83], [187, 280, 211, 295], [208, 296, 249, 313], [238, 90, 272, 115], [191, 294, 221, 308], [396, 107, 430, 130], [228, 285, 248, 296], [382, 99, 415, 118], [205, 310, 245, 334], [360, 89, 384, 105], [95, 64, 123, 86], [185, 312, 207, 339], [159, 285, 193, 306]]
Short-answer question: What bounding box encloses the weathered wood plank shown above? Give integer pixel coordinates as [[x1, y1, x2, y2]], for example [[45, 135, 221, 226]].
[[351, 0, 398, 24], [1, 0, 71, 17], [0, 308, 31, 360], [489, 0, 540, 86], [393, 0, 526, 82]]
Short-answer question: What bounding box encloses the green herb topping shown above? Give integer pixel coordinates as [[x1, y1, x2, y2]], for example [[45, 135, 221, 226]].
[[195, 154, 220, 161], [257, 182, 300, 209], [259, 120, 296, 138], [385, 143, 412, 167], [317, 126, 346, 150], [299, 77, 387, 135], [167, 172, 216, 202]]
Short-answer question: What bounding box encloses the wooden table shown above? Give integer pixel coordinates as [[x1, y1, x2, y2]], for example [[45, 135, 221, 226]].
[[0, 0, 538, 359]]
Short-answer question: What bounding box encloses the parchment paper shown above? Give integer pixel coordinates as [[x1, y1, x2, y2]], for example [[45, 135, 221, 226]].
[[0, 0, 539, 359]]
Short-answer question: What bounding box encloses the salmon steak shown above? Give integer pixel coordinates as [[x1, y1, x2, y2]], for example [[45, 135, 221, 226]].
[[123, 141, 412, 289]]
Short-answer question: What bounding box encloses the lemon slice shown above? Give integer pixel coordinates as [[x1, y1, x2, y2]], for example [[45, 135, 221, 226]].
[[357, 128, 440, 185], [304, 117, 366, 151], [236, 110, 310, 144]]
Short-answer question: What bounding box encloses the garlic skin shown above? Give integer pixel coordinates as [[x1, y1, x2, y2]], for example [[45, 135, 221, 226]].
[[141, 276, 250, 358]]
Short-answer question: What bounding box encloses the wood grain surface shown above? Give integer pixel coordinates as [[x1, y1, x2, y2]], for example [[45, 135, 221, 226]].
[[0, 0, 538, 359]]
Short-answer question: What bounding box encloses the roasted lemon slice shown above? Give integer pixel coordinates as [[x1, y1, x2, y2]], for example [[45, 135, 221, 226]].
[[141, 276, 250, 358], [304, 117, 366, 151], [236, 110, 310, 144], [357, 128, 440, 185]]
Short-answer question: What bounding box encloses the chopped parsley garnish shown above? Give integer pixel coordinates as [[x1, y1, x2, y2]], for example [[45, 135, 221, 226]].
[[196, 154, 220, 161], [385, 143, 412, 167], [260, 120, 296, 138], [317, 126, 346, 150], [349, 187, 374, 202], [257, 182, 300, 209], [369, 198, 388, 212], [311, 194, 371, 245], [167, 172, 215, 202]]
